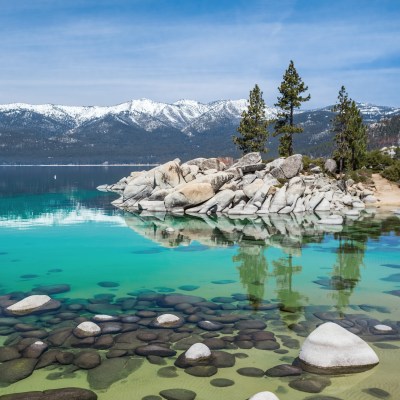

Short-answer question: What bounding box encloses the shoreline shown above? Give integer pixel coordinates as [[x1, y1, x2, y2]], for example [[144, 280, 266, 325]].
[[0, 164, 159, 167]]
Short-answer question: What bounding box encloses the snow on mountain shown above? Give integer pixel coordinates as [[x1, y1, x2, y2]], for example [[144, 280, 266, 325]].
[[0, 98, 279, 134]]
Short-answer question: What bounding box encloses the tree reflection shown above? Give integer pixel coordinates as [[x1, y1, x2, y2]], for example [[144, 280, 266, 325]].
[[271, 254, 306, 319], [330, 237, 366, 315], [234, 242, 268, 311]]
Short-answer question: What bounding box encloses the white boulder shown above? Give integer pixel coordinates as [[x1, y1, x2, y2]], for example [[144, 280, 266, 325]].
[[374, 324, 392, 332], [73, 321, 101, 338], [299, 322, 379, 373], [156, 313, 180, 325], [185, 343, 211, 360], [6, 295, 51, 315], [249, 392, 280, 400]]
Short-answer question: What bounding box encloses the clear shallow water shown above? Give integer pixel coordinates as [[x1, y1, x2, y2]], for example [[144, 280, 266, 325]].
[[0, 167, 400, 400]]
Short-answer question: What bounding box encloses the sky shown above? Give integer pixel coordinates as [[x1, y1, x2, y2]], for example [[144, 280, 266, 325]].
[[0, 0, 399, 108]]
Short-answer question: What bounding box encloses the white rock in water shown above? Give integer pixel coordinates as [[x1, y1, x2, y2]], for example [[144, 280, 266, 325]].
[[345, 209, 360, 216], [317, 215, 343, 225], [249, 392, 280, 400], [92, 314, 117, 322], [165, 227, 175, 233], [74, 321, 101, 338], [6, 295, 51, 314], [374, 324, 392, 332], [299, 322, 379, 373], [156, 313, 180, 325], [185, 343, 211, 360]]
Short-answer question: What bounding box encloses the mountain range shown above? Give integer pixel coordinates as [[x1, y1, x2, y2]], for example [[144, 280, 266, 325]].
[[0, 99, 399, 164]]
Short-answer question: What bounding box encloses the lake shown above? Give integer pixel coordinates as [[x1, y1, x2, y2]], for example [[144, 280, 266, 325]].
[[0, 166, 399, 400]]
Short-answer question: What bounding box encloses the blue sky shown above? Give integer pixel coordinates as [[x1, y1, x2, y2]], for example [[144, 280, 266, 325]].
[[0, 0, 399, 107]]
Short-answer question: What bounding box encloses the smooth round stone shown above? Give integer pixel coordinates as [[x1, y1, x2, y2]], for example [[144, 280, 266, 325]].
[[211, 280, 235, 285], [289, 377, 331, 393], [197, 321, 223, 331], [210, 378, 234, 387], [174, 303, 193, 311], [34, 284, 70, 294], [135, 345, 176, 357], [137, 332, 158, 341], [234, 320, 266, 330], [106, 349, 127, 358], [92, 314, 119, 322], [255, 340, 280, 351], [97, 281, 120, 288], [0, 358, 38, 384], [202, 338, 226, 350], [121, 316, 140, 323], [249, 392, 280, 400], [5, 295, 53, 315], [211, 297, 234, 303], [143, 396, 162, 400], [73, 322, 101, 338], [252, 331, 275, 341], [0, 388, 98, 400], [235, 340, 253, 349], [185, 365, 217, 377], [185, 343, 211, 360], [265, 364, 302, 377], [0, 346, 21, 362], [20, 274, 38, 279], [97, 322, 122, 334], [157, 366, 179, 378], [178, 285, 199, 292], [74, 351, 101, 369], [362, 388, 390, 399], [154, 313, 182, 327], [137, 310, 157, 318], [21, 330, 48, 339], [237, 367, 265, 377], [159, 389, 197, 400], [373, 324, 393, 332], [147, 355, 167, 365], [299, 322, 379, 374], [157, 294, 205, 307], [233, 352, 249, 359], [23, 341, 48, 358], [211, 351, 236, 368]]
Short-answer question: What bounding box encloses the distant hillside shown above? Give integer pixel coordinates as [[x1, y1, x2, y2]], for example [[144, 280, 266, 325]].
[[368, 115, 400, 149], [0, 99, 399, 164]]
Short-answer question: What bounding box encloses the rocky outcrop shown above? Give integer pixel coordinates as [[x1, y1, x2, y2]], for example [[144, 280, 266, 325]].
[[101, 153, 378, 217], [298, 322, 379, 374]]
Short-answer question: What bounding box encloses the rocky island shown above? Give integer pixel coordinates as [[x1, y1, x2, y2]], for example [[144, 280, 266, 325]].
[[100, 152, 378, 221]]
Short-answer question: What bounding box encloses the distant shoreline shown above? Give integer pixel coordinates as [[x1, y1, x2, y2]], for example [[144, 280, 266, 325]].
[[0, 164, 159, 167]]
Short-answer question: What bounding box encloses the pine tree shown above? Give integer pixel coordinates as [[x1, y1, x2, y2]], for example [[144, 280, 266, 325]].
[[332, 86, 367, 172], [233, 84, 270, 154], [274, 60, 310, 157]]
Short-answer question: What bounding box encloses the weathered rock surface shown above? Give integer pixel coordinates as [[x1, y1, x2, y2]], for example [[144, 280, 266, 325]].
[[103, 153, 377, 216], [5, 295, 55, 316], [298, 322, 379, 374], [0, 388, 98, 400]]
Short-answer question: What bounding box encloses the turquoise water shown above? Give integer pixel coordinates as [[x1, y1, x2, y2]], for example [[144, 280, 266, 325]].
[[0, 167, 399, 400]]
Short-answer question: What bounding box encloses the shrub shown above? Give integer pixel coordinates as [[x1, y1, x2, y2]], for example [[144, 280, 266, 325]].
[[346, 169, 372, 184], [364, 150, 393, 170], [302, 155, 324, 171], [382, 161, 400, 182]]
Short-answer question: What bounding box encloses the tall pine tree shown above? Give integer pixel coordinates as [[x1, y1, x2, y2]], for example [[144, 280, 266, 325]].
[[332, 86, 367, 172], [274, 60, 310, 157], [233, 84, 270, 154]]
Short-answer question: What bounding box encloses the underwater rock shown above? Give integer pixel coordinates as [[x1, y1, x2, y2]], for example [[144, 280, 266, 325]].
[[184, 365, 217, 377], [0, 358, 38, 385], [237, 367, 264, 377], [159, 389, 197, 400], [73, 322, 101, 338], [265, 364, 302, 377], [289, 377, 331, 393], [0, 387, 97, 400], [298, 322, 379, 374], [248, 392, 280, 400], [151, 314, 183, 328], [74, 351, 101, 369], [5, 295, 59, 316]]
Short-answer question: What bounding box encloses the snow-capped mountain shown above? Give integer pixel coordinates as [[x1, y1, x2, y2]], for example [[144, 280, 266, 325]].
[[0, 99, 399, 164]]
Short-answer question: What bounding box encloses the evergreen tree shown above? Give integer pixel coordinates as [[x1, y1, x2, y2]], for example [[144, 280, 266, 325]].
[[274, 60, 310, 156], [332, 86, 367, 172], [233, 84, 270, 154]]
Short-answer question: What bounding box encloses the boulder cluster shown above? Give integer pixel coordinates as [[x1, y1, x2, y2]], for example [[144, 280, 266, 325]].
[[100, 153, 377, 217]]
